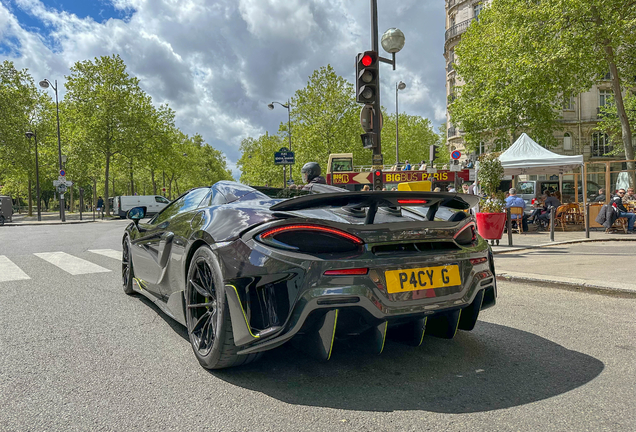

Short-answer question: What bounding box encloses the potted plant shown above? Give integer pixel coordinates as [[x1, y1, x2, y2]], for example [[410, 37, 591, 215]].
[[475, 153, 506, 244]]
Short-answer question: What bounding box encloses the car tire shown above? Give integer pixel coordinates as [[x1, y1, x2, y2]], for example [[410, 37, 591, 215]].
[[122, 237, 135, 295], [0, 215, 4, 226], [185, 246, 261, 370]]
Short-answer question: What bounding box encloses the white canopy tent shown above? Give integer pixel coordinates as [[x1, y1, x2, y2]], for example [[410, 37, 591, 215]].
[[496, 133, 587, 233], [498, 133, 584, 175]]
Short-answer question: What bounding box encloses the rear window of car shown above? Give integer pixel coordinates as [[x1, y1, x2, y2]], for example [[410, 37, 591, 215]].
[[155, 196, 170, 204], [517, 181, 535, 195]]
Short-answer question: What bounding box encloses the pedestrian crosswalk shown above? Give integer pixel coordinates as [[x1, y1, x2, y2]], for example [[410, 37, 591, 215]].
[[0, 255, 31, 282], [0, 249, 122, 282]]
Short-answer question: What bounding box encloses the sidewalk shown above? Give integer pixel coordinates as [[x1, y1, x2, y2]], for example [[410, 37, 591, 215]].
[[3, 211, 117, 226], [491, 229, 636, 254], [492, 230, 636, 294]]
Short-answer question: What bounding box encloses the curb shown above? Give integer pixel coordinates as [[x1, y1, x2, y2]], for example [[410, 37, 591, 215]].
[[496, 273, 636, 296], [492, 237, 636, 255], [3, 219, 103, 227]]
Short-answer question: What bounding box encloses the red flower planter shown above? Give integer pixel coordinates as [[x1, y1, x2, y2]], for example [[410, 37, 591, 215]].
[[475, 212, 507, 240]]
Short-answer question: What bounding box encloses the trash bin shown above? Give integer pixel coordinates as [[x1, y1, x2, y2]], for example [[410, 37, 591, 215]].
[[0, 196, 14, 225]]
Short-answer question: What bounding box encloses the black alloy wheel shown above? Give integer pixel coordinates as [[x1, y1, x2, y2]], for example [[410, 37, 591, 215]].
[[186, 255, 218, 357], [122, 238, 134, 295], [184, 246, 261, 369]]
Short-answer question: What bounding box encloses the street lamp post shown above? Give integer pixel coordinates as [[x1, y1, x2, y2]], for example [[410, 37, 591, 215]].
[[268, 100, 293, 183], [395, 81, 406, 165], [25, 131, 41, 222], [39, 78, 65, 222]]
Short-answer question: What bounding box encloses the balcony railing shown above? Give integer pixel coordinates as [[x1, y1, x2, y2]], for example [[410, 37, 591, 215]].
[[448, 127, 457, 137], [447, 62, 455, 73], [445, 18, 474, 42]]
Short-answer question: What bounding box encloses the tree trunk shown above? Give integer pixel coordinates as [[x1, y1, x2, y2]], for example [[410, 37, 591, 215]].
[[129, 158, 134, 196], [593, 6, 635, 186], [28, 178, 33, 217], [104, 154, 111, 216], [175, 179, 179, 196], [151, 169, 157, 195]]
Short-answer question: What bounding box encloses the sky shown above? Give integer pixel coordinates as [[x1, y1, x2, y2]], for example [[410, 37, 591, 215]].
[[0, 0, 447, 177]]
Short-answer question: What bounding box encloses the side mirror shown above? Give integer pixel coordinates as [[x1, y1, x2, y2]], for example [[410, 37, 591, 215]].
[[127, 206, 147, 226]]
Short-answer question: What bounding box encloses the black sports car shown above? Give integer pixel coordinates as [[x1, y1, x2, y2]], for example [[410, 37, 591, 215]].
[[122, 181, 496, 369]]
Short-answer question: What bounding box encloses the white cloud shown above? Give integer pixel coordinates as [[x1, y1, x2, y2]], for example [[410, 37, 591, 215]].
[[0, 0, 447, 171]]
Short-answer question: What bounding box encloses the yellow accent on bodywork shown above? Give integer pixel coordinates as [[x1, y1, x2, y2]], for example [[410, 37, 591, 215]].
[[379, 322, 388, 354], [453, 310, 462, 338], [326, 309, 339, 361], [227, 284, 260, 339], [418, 317, 428, 347]]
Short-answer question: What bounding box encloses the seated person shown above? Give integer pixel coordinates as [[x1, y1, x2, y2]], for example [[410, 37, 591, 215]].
[[594, 188, 606, 202], [612, 189, 636, 233], [505, 188, 528, 231], [624, 187, 636, 202], [535, 191, 562, 226]]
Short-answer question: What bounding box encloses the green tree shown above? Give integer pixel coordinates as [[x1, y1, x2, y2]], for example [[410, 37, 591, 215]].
[[64, 54, 149, 215], [237, 133, 286, 187], [451, 0, 636, 160]]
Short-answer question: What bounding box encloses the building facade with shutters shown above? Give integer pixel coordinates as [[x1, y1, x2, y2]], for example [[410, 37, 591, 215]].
[[444, 0, 617, 166]]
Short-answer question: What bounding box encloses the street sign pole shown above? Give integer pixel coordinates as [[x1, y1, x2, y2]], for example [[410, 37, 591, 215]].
[[370, 0, 382, 167]]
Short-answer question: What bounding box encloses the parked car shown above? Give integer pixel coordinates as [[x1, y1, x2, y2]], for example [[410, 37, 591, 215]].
[[516, 180, 601, 210], [113, 195, 170, 218], [0, 196, 13, 225], [122, 181, 496, 369]]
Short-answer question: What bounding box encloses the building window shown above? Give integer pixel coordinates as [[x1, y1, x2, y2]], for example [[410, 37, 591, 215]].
[[563, 133, 572, 150], [474, 3, 483, 19], [562, 93, 574, 110], [449, 15, 456, 28], [591, 132, 612, 157], [599, 89, 613, 107]]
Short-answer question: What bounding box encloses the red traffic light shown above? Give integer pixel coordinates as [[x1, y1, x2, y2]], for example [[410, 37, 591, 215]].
[[361, 54, 373, 67], [374, 170, 381, 176]]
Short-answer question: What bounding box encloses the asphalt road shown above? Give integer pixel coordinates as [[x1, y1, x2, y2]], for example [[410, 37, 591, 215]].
[[1, 222, 635, 431]]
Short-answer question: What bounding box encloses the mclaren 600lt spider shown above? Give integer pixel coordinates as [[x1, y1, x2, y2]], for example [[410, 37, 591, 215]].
[[122, 181, 496, 369]]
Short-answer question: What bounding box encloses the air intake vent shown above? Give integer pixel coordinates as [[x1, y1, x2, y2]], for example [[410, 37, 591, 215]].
[[372, 241, 461, 256]]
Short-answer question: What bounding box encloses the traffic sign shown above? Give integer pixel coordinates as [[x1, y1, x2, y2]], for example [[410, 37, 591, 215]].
[[56, 184, 67, 193], [360, 104, 383, 132], [59, 169, 66, 177], [451, 150, 462, 160], [274, 148, 295, 165]]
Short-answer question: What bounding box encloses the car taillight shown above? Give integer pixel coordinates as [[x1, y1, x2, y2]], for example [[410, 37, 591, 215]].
[[454, 222, 477, 246], [324, 268, 368, 276], [469, 257, 487, 265], [257, 224, 364, 254]]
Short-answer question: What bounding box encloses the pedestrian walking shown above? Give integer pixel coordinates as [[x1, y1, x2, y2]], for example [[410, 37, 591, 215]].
[[97, 196, 104, 219]]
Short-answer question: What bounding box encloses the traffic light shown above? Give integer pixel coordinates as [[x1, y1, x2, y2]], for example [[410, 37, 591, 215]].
[[356, 51, 379, 104], [429, 145, 438, 164], [373, 169, 383, 190], [361, 132, 377, 149]]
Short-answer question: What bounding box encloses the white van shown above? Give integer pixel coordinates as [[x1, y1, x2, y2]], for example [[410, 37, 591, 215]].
[[113, 195, 171, 218]]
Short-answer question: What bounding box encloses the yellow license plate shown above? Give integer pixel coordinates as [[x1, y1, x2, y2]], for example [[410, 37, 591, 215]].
[[385, 265, 461, 294]]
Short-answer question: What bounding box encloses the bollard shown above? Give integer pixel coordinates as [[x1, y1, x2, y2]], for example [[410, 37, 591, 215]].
[[585, 203, 590, 239], [506, 207, 513, 246], [550, 206, 556, 242]]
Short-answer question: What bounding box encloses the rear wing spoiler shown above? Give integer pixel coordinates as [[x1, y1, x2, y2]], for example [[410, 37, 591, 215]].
[[270, 191, 480, 224]]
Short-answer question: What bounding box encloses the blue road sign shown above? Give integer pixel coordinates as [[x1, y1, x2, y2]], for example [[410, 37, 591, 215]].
[[451, 150, 462, 160], [274, 150, 295, 165], [59, 169, 66, 176]]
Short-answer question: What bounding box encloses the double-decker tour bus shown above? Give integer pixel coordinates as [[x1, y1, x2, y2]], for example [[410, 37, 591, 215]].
[[325, 153, 473, 191]]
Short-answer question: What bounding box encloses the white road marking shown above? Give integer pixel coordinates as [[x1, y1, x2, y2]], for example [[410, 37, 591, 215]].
[[0, 256, 31, 282], [88, 249, 122, 260], [34, 252, 111, 275]]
